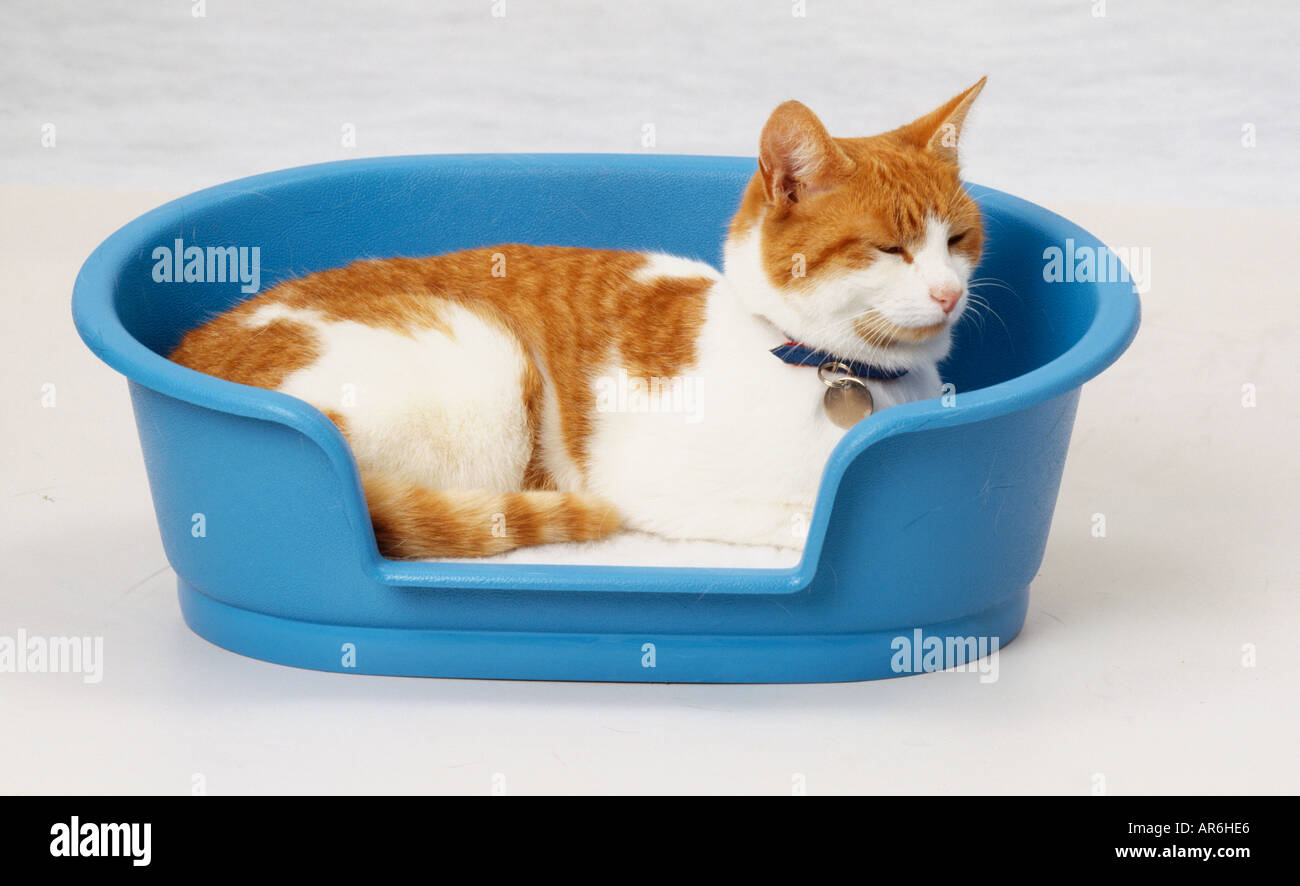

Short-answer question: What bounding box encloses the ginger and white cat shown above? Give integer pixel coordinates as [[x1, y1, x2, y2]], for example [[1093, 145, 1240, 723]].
[[171, 79, 987, 559]]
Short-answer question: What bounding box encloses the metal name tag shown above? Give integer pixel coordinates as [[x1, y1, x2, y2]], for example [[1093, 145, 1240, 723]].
[[819, 361, 874, 428]]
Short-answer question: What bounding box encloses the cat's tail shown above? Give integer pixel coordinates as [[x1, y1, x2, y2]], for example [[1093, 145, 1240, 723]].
[[360, 472, 621, 559]]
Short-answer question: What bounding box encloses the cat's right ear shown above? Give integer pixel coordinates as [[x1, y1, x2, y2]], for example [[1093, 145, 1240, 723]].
[[759, 101, 855, 209]]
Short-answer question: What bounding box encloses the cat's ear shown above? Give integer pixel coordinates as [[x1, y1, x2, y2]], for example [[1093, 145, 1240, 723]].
[[901, 76, 987, 164], [759, 101, 855, 208]]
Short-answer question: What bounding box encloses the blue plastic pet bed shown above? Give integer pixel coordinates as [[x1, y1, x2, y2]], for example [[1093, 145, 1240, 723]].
[[72, 154, 1139, 682]]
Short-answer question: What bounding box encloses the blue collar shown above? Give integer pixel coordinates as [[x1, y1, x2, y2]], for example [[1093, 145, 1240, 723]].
[[770, 341, 909, 381]]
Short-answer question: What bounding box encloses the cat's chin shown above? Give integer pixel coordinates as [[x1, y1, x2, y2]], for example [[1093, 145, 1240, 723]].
[[850, 324, 955, 370], [837, 312, 954, 361], [852, 309, 955, 345], [854, 322, 948, 347]]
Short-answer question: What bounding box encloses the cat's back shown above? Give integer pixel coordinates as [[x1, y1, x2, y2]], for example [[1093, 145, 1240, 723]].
[[169, 245, 721, 388]]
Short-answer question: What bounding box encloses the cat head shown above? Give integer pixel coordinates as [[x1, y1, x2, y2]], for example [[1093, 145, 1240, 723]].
[[724, 78, 987, 370]]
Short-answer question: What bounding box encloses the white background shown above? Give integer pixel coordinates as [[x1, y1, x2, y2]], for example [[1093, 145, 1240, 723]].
[[2, 0, 1297, 794]]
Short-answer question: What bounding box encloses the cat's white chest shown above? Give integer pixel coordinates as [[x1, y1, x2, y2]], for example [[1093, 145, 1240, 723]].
[[862, 364, 943, 411]]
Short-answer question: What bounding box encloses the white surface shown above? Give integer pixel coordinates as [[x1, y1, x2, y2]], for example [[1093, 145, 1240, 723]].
[[2, 0, 1297, 208], [2, 1, 1298, 795]]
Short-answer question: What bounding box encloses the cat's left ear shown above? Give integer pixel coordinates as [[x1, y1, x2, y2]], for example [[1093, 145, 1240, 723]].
[[901, 76, 987, 164]]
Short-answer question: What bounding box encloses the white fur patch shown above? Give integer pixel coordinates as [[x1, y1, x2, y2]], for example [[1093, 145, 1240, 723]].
[[272, 302, 533, 491], [244, 302, 323, 328], [633, 252, 721, 283]]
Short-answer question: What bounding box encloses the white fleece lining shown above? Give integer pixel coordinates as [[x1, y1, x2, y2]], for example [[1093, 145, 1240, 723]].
[[436, 531, 799, 569]]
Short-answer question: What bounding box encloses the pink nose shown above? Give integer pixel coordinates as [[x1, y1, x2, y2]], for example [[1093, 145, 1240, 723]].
[[930, 284, 962, 314]]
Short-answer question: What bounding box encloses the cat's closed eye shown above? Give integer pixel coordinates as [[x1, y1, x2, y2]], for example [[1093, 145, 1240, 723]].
[[948, 232, 966, 247], [878, 245, 905, 255]]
